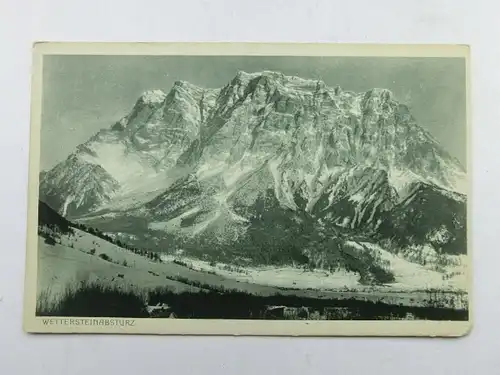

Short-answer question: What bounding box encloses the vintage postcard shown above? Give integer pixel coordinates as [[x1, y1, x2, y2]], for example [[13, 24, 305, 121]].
[[23, 43, 471, 336]]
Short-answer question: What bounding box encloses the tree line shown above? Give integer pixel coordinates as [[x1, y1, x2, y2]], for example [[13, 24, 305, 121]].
[[71, 222, 162, 262]]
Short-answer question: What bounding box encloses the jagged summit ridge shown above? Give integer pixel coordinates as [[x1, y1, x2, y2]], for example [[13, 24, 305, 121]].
[[140, 89, 167, 105], [40, 69, 466, 221], [37, 69, 468, 292], [187, 70, 463, 192]]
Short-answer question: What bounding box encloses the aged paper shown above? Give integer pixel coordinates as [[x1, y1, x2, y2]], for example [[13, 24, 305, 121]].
[[23, 42, 471, 336]]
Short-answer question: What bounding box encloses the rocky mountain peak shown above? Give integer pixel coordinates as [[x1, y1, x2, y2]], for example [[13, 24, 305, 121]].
[[139, 89, 167, 105], [40, 70, 466, 226], [37, 68, 468, 290]]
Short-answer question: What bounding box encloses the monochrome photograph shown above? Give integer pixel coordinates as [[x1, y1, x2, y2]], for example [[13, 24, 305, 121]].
[[23, 43, 471, 335]]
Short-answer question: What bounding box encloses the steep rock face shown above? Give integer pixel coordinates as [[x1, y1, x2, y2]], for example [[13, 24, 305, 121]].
[[116, 84, 220, 170], [311, 167, 398, 231], [40, 70, 467, 275], [377, 181, 467, 255], [39, 154, 120, 218], [40, 84, 221, 216], [137, 71, 465, 242], [177, 72, 465, 195]]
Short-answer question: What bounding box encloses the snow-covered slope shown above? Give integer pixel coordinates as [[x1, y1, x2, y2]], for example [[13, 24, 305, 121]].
[[39, 70, 468, 286], [39, 154, 120, 217], [36, 200, 467, 304], [40, 84, 221, 218]]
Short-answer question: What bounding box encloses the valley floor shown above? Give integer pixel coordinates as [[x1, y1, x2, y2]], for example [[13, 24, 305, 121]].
[[36, 229, 469, 320]]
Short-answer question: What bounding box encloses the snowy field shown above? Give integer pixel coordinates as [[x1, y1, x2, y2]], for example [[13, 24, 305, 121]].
[[160, 241, 467, 294], [37, 229, 468, 311]]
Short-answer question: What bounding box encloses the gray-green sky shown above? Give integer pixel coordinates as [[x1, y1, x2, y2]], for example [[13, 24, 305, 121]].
[[40, 55, 466, 170]]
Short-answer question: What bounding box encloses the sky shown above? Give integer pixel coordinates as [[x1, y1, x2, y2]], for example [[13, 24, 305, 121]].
[[40, 55, 467, 170]]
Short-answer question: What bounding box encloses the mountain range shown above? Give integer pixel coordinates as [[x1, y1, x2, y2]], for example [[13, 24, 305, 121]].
[[39, 70, 467, 285]]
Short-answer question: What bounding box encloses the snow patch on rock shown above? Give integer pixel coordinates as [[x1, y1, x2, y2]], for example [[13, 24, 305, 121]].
[[140, 89, 166, 105]]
